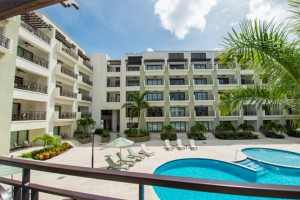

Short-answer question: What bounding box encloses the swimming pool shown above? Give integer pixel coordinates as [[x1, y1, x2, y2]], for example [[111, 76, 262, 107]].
[[242, 148, 300, 167], [153, 158, 300, 200]]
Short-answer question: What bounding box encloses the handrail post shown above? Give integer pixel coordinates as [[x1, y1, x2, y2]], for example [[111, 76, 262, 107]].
[[22, 169, 30, 200], [139, 184, 144, 200]]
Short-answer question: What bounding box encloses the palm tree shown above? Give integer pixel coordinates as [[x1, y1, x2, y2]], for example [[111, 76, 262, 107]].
[[32, 134, 57, 152], [121, 91, 151, 130], [77, 117, 96, 137], [218, 0, 300, 128]]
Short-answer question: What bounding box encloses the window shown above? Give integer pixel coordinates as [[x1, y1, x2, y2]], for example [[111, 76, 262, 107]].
[[146, 79, 163, 85], [127, 80, 140, 86], [194, 64, 207, 69], [169, 64, 185, 69], [191, 53, 206, 59], [170, 79, 185, 85], [170, 107, 185, 116], [147, 93, 163, 101], [170, 122, 186, 132], [169, 53, 184, 59], [146, 65, 162, 70], [147, 107, 163, 117], [170, 92, 185, 100], [127, 123, 138, 128], [194, 92, 208, 100], [147, 122, 163, 132], [194, 78, 207, 85], [195, 106, 208, 116], [10, 130, 28, 149], [218, 78, 229, 84]]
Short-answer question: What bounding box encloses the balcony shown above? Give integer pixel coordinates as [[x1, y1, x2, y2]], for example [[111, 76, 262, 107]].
[[59, 88, 77, 99], [58, 43, 78, 62], [0, 34, 12, 54], [169, 80, 190, 90], [82, 94, 92, 102], [263, 110, 283, 119], [144, 111, 166, 121], [170, 111, 190, 118], [193, 79, 214, 90], [217, 79, 239, 89], [81, 112, 92, 118], [194, 95, 215, 105], [168, 64, 189, 75], [83, 60, 93, 71], [241, 80, 254, 85], [243, 110, 258, 120], [144, 80, 165, 90], [14, 80, 47, 94], [194, 111, 216, 119], [126, 81, 140, 86], [82, 77, 93, 86], [107, 96, 120, 102], [61, 66, 78, 79], [20, 21, 51, 44], [219, 111, 241, 121], [192, 64, 213, 74], [107, 67, 120, 72], [216, 65, 236, 74], [58, 112, 77, 119], [17, 46, 48, 69], [11, 111, 46, 121], [169, 95, 189, 105]]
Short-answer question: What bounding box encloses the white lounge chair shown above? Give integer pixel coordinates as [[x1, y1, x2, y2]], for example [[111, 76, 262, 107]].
[[116, 152, 136, 166], [176, 139, 185, 150], [140, 144, 154, 156], [105, 156, 129, 171], [127, 148, 144, 160], [164, 140, 173, 151], [189, 139, 198, 150]]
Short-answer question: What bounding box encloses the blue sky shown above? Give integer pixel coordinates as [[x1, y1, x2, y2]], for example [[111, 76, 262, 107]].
[[40, 0, 289, 58]]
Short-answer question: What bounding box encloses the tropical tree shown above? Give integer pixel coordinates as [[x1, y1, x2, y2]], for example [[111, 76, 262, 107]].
[[121, 91, 151, 130], [218, 0, 300, 128], [190, 123, 207, 134], [32, 134, 58, 152], [76, 117, 96, 137]]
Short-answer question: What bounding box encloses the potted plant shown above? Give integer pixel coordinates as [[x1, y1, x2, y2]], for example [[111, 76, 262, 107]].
[[101, 130, 111, 143], [161, 125, 177, 141], [76, 117, 96, 144]]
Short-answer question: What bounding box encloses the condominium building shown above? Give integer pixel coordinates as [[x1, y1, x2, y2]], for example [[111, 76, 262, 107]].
[[0, 12, 93, 155]]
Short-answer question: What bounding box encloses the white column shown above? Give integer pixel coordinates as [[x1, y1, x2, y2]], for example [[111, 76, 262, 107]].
[[112, 110, 118, 132]]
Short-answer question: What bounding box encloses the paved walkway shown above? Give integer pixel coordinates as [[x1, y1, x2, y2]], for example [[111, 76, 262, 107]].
[[6, 132, 300, 200]]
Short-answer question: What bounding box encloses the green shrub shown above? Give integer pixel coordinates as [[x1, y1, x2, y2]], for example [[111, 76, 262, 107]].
[[238, 123, 255, 132], [215, 122, 236, 133], [286, 126, 300, 137], [139, 129, 149, 137], [95, 128, 104, 135], [102, 130, 110, 138], [160, 133, 177, 141], [264, 131, 285, 139], [124, 129, 149, 137], [214, 131, 259, 139], [162, 125, 176, 134], [187, 132, 207, 140], [190, 123, 207, 134], [74, 129, 83, 135]]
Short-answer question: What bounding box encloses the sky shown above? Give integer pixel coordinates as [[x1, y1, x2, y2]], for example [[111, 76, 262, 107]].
[[40, 0, 289, 58]]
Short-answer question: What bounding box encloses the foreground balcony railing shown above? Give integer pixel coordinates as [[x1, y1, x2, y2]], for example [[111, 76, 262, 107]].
[[82, 94, 92, 102], [59, 112, 76, 119], [83, 60, 93, 71], [60, 89, 77, 99], [0, 35, 10, 49], [14, 80, 47, 94], [82, 77, 93, 86], [62, 45, 78, 60], [17, 46, 48, 69], [12, 111, 46, 121], [20, 21, 51, 44], [0, 157, 299, 200], [61, 67, 77, 79], [81, 112, 92, 118]]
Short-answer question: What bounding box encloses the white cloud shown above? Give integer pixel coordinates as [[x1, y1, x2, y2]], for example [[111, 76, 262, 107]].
[[147, 48, 154, 52], [154, 0, 217, 39], [247, 0, 289, 23]]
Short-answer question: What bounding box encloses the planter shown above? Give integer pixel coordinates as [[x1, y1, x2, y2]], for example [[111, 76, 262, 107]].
[[101, 136, 111, 143], [77, 137, 92, 144], [126, 135, 150, 143]]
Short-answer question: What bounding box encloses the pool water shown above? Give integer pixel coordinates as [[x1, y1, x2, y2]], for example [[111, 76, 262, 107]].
[[242, 148, 300, 167], [153, 157, 300, 200]]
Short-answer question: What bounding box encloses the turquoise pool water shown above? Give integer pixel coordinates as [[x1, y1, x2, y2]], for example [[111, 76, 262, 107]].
[[153, 158, 300, 200], [242, 148, 300, 167]]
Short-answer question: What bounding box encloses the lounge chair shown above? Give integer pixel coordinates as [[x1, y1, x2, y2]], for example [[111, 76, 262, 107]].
[[164, 140, 173, 151], [127, 148, 145, 160], [176, 139, 185, 150], [140, 144, 154, 156], [105, 156, 129, 171], [116, 152, 136, 166], [189, 139, 198, 150], [23, 140, 32, 148]]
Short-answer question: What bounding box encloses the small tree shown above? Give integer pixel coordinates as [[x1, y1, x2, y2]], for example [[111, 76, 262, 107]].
[[237, 123, 255, 132], [77, 117, 96, 138], [161, 125, 177, 140], [190, 123, 207, 134], [32, 134, 57, 152]]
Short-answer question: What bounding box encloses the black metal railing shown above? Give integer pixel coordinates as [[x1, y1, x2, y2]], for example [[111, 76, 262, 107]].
[[20, 21, 51, 44], [59, 89, 77, 99], [193, 64, 213, 69], [169, 80, 189, 85], [194, 79, 213, 85], [241, 80, 254, 85], [83, 60, 93, 71], [170, 111, 190, 117], [146, 97, 164, 101], [126, 81, 140, 86], [265, 110, 283, 115], [107, 67, 120, 72], [14, 80, 47, 94], [195, 95, 214, 101], [218, 79, 238, 85], [82, 94, 92, 102], [12, 111, 46, 121], [62, 45, 78, 60], [107, 82, 120, 87], [146, 111, 164, 117], [17, 46, 48, 69], [0, 35, 10, 49], [127, 60, 142, 65], [220, 111, 240, 116], [107, 97, 120, 102], [61, 67, 77, 79], [82, 77, 93, 86], [126, 67, 140, 71], [145, 80, 164, 86], [195, 111, 215, 117], [58, 112, 76, 119], [81, 112, 92, 118], [169, 65, 188, 70], [170, 95, 189, 101], [244, 110, 257, 116], [167, 58, 188, 62], [0, 157, 300, 200]]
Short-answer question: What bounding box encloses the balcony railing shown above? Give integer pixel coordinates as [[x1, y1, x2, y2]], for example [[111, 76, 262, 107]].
[[244, 110, 257, 116], [169, 80, 189, 85], [82, 77, 93, 86], [167, 58, 188, 62], [195, 111, 215, 117], [218, 79, 238, 85], [220, 111, 240, 116], [146, 111, 164, 117], [0, 157, 299, 200], [82, 94, 92, 102], [193, 64, 213, 69], [59, 112, 76, 119], [107, 82, 120, 87], [287, 109, 297, 115], [20, 21, 51, 44], [0, 35, 10, 49], [195, 95, 214, 101], [107, 97, 120, 102], [145, 80, 164, 86], [170, 95, 189, 101], [169, 65, 188, 70], [194, 79, 213, 85], [61, 67, 77, 79], [83, 60, 93, 71], [264, 110, 283, 115], [14, 80, 48, 94], [241, 80, 254, 85], [126, 67, 140, 71], [107, 67, 120, 72], [17, 46, 48, 69], [62, 45, 78, 60], [126, 81, 140, 86], [81, 112, 92, 118], [146, 97, 164, 101], [12, 111, 46, 121], [60, 89, 77, 99], [170, 111, 190, 117]]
